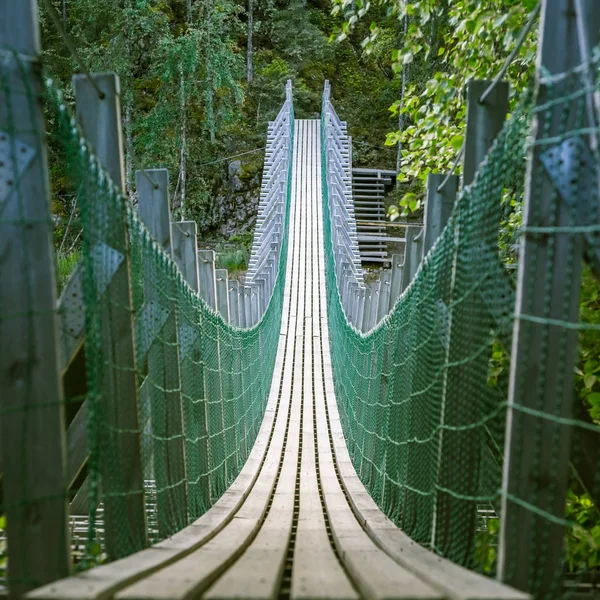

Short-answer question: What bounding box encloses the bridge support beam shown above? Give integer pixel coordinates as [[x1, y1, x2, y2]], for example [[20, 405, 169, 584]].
[[498, 0, 600, 595], [136, 168, 188, 537], [423, 174, 458, 257], [73, 72, 147, 558], [0, 2, 71, 595], [433, 78, 509, 564]]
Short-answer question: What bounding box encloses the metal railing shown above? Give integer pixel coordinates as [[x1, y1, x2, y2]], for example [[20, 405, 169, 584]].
[[322, 81, 365, 329], [244, 80, 294, 325]]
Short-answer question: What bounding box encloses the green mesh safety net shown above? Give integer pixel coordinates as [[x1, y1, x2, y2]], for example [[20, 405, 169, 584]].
[[0, 47, 293, 582], [321, 56, 600, 599]]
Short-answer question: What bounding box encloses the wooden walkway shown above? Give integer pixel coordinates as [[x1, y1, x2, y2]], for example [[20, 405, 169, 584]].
[[27, 121, 528, 600]]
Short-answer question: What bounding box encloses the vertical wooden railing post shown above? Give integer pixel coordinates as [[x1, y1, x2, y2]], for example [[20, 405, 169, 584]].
[[136, 168, 188, 536], [389, 254, 403, 311], [73, 72, 147, 558], [0, 2, 70, 595], [215, 269, 231, 322], [198, 249, 218, 311], [172, 221, 199, 293], [423, 174, 458, 256], [377, 269, 392, 322], [228, 280, 240, 327], [433, 78, 509, 563], [498, 1, 600, 595], [401, 225, 423, 292], [170, 220, 211, 520]]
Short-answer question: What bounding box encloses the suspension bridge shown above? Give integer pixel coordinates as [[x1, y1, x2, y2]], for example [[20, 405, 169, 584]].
[[2, 2, 600, 600]]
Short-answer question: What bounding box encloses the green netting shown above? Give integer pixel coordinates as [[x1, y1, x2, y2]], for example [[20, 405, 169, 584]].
[[31, 77, 290, 565], [321, 61, 600, 598], [54, 84, 293, 562]]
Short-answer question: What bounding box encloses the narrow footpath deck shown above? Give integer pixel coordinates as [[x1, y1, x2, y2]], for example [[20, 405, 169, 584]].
[[28, 120, 527, 600]]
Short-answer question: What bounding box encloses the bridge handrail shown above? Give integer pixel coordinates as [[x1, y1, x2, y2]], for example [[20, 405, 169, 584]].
[[245, 80, 294, 323], [321, 81, 364, 330]]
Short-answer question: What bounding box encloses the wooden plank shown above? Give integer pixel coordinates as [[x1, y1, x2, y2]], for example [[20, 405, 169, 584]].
[[228, 280, 240, 327], [67, 401, 89, 486], [203, 118, 313, 600], [215, 269, 230, 322], [73, 72, 146, 558], [171, 221, 199, 293], [198, 250, 217, 310], [0, 4, 70, 595], [498, 1, 599, 595], [137, 169, 171, 252], [136, 168, 188, 538], [389, 254, 403, 311], [401, 226, 423, 292], [291, 120, 358, 600]]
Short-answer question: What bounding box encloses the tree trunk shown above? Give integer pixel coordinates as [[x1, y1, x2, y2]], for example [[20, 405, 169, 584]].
[[396, 14, 409, 173], [247, 0, 253, 84], [179, 70, 187, 219], [125, 101, 134, 201]]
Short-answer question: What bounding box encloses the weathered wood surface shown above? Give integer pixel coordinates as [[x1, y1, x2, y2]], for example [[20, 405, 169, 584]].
[[498, 1, 600, 595], [73, 73, 147, 557], [0, 3, 70, 596]]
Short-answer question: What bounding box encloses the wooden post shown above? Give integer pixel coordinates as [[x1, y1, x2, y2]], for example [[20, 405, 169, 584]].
[[389, 254, 403, 311], [498, 1, 600, 594], [377, 269, 392, 322], [423, 174, 458, 256], [169, 223, 210, 522], [463, 80, 509, 186], [136, 168, 188, 537], [356, 287, 366, 332], [73, 73, 146, 558], [171, 221, 199, 293], [198, 249, 217, 311], [215, 269, 231, 322], [433, 78, 509, 564], [0, 2, 70, 595], [229, 280, 240, 327], [243, 285, 252, 327], [361, 286, 372, 332], [137, 169, 171, 253], [369, 279, 380, 328], [401, 226, 423, 292]]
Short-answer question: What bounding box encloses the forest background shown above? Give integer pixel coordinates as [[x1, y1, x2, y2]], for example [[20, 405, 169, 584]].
[[36, 0, 600, 576]]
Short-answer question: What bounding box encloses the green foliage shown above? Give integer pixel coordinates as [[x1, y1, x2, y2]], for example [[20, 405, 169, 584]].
[[329, 0, 539, 215], [565, 489, 600, 574], [57, 252, 80, 290], [215, 244, 249, 274]]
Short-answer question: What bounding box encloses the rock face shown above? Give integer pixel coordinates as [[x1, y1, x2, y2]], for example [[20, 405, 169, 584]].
[[195, 160, 261, 239]]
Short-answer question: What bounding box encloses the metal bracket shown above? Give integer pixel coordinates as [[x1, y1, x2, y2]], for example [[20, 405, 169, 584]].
[[179, 321, 199, 357], [60, 267, 86, 341], [90, 242, 124, 296], [540, 137, 595, 207], [540, 136, 600, 278], [135, 299, 170, 361], [0, 131, 35, 208]]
